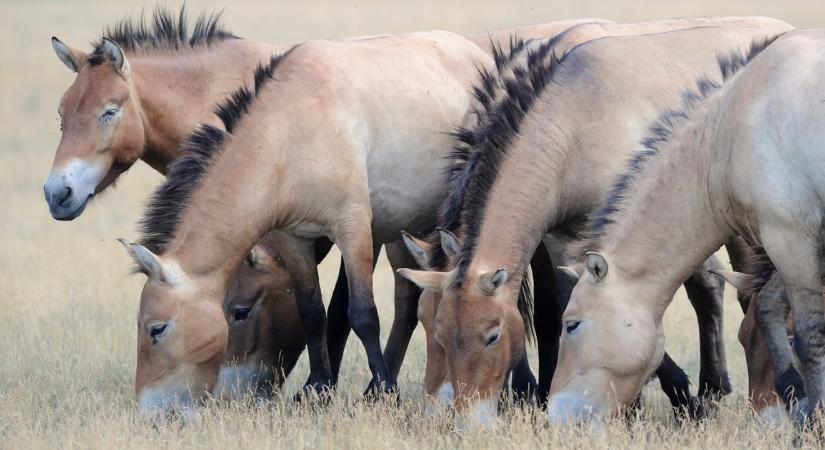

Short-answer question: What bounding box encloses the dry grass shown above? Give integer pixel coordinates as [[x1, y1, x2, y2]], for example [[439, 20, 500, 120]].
[[2, 1, 824, 448]]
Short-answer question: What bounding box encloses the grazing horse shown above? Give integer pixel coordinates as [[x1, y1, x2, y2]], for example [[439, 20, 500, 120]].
[[45, 7, 598, 397], [548, 30, 825, 427], [117, 31, 500, 417], [403, 18, 790, 417], [397, 18, 792, 427], [213, 233, 306, 400]]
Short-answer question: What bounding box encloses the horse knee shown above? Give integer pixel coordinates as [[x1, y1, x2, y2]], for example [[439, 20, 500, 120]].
[[348, 300, 381, 337]]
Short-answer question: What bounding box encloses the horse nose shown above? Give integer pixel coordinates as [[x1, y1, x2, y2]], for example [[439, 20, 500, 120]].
[[43, 178, 72, 207], [56, 185, 72, 206]]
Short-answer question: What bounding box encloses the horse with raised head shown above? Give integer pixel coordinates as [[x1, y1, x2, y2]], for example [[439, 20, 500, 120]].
[[396, 18, 792, 427], [548, 29, 825, 427]]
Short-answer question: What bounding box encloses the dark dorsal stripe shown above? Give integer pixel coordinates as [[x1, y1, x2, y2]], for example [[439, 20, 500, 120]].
[[138, 50, 293, 254], [582, 35, 784, 253], [87, 5, 236, 65]]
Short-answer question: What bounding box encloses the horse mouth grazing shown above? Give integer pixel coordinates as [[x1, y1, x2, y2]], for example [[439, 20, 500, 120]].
[[51, 194, 92, 221]]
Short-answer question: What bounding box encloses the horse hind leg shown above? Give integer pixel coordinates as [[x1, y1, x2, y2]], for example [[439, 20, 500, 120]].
[[683, 255, 732, 401]]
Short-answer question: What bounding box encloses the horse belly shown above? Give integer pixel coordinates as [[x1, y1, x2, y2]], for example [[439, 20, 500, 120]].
[[368, 157, 446, 243]]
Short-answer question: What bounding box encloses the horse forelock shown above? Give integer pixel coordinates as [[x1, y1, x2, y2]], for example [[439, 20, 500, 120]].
[[87, 5, 237, 65], [137, 49, 293, 254], [578, 35, 784, 257]]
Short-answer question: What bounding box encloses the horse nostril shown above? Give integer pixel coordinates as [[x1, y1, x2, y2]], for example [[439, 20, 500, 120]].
[[57, 186, 72, 206], [565, 320, 582, 335]]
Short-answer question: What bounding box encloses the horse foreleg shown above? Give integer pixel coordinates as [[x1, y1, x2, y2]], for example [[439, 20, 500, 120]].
[[655, 352, 699, 420], [761, 227, 825, 427], [683, 255, 732, 400], [336, 215, 397, 396], [290, 239, 333, 396], [752, 273, 804, 413], [383, 241, 422, 379], [531, 242, 561, 406]]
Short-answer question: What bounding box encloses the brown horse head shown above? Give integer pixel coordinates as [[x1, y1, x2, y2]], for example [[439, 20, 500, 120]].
[[46, 38, 144, 220], [215, 234, 305, 401], [399, 229, 525, 427], [120, 240, 227, 420], [548, 253, 664, 424]]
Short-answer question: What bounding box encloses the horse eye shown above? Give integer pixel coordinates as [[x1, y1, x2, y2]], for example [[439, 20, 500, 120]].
[[233, 307, 252, 322], [147, 322, 169, 343], [99, 108, 121, 123], [565, 319, 582, 335], [485, 330, 500, 346]]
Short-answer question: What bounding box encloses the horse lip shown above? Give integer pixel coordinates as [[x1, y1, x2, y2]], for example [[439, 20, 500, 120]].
[[51, 194, 92, 221]]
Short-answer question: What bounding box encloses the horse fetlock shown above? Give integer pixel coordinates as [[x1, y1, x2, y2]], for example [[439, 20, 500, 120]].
[[697, 371, 733, 399], [775, 366, 807, 407]]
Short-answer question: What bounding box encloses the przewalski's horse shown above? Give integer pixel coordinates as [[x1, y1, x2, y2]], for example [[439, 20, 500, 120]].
[[213, 232, 306, 401], [45, 7, 596, 398], [404, 18, 783, 417], [117, 31, 496, 417], [547, 30, 825, 427], [397, 18, 792, 427]]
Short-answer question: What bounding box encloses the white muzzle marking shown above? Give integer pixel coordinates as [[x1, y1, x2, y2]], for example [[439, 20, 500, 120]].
[[213, 361, 269, 401], [43, 159, 105, 220], [547, 391, 598, 426]]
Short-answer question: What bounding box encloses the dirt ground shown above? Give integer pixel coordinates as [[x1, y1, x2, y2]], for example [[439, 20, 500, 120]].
[[1, 1, 823, 448]]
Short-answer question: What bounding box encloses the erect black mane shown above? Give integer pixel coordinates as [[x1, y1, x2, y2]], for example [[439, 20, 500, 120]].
[[582, 35, 784, 252], [138, 50, 292, 253], [87, 5, 236, 66], [448, 38, 563, 284]]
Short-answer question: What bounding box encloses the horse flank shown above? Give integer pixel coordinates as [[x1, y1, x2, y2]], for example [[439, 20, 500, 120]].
[[138, 50, 293, 254], [580, 35, 784, 256], [86, 5, 236, 67]]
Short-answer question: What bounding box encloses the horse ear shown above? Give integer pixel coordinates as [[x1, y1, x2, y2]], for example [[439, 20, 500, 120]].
[[51, 37, 86, 72], [101, 38, 130, 78], [557, 265, 581, 284], [118, 239, 175, 284], [478, 267, 508, 295], [401, 231, 432, 269], [436, 228, 461, 261], [245, 245, 263, 269], [396, 268, 447, 292], [585, 252, 608, 282], [708, 269, 752, 291]]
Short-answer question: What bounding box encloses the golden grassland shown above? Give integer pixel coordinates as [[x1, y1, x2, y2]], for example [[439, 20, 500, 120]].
[[2, 1, 825, 448]]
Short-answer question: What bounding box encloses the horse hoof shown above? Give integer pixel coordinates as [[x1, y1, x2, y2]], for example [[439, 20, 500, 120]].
[[362, 378, 400, 405], [293, 381, 333, 404], [791, 397, 812, 429]]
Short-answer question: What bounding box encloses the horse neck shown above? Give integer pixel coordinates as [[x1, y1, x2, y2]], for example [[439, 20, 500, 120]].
[[601, 108, 733, 312], [129, 39, 281, 174], [164, 118, 296, 285], [462, 108, 573, 291]]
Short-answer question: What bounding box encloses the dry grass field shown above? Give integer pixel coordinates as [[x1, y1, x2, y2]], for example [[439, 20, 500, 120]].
[[2, 1, 825, 448]]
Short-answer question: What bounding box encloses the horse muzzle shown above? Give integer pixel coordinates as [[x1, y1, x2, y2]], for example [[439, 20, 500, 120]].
[[43, 160, 102, 220]]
